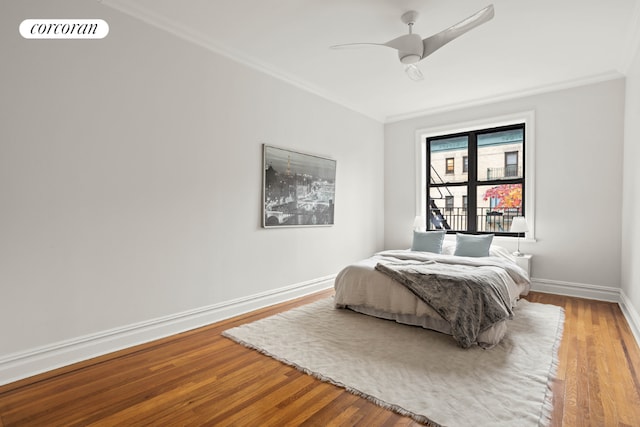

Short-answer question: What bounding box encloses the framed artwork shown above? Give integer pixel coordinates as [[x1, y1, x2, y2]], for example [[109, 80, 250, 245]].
[[263, 144, 336, 228]]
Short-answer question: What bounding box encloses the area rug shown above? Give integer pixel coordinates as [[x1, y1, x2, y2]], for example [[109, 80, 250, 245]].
[[222, 298, 564, 427]]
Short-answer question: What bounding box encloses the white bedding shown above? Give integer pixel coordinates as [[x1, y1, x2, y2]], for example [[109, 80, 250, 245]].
[[334, 246, 531, 347]]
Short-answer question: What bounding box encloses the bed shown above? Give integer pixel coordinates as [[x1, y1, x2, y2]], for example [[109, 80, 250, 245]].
[[334, 238, 531, 348]]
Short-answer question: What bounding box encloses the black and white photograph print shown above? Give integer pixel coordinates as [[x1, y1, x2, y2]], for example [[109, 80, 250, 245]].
[[263, 145, 336, 228]]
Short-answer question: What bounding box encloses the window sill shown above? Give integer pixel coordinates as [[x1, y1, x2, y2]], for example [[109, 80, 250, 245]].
[[443, 235, 536, 244]]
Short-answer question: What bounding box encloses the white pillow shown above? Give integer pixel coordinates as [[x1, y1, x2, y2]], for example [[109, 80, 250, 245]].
[[442, 241, 514, 261], [441, 241, 456, 255], [489, 245, 516, 262]]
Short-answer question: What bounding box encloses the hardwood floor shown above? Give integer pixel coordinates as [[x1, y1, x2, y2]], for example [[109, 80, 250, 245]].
[[1, 290, 639, 426]]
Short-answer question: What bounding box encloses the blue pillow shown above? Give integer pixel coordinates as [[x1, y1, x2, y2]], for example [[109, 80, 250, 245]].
[[411, 230, 446, 253], [454, 233, 494, 257]]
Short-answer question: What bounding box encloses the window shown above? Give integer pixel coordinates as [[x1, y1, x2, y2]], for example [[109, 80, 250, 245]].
[[445, 158, 454, 174], [505, 151, 518, 177], [426, 123, 525, 235], [445, 195, 454, 212]]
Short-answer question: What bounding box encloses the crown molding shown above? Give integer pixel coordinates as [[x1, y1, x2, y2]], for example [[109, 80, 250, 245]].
[[99, 0, 384, 123], [385, 70, 624, 123], [99, 1, 630, 126]]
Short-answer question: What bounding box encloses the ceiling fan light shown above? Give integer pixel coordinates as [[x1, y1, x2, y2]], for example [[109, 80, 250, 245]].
[[405, 64, 424, 81], [400, 53, 421, 64]]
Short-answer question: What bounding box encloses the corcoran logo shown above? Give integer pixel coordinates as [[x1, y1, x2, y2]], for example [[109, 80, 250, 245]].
[[19, 19, 109, 39]]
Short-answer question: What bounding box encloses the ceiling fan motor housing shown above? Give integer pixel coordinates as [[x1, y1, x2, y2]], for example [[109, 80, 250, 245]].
[[399, 53, 421, 64], [390, 33, 424, 64]]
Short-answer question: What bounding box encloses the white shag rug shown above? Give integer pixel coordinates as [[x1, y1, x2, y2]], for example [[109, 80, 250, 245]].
[[223, 298, 564, 427]]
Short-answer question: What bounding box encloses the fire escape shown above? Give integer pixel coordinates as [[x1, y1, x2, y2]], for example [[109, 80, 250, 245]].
[[429, 165, 451, 230]]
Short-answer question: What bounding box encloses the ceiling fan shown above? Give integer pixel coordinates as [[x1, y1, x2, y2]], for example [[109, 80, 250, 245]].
[[330, 5, 495, 81]]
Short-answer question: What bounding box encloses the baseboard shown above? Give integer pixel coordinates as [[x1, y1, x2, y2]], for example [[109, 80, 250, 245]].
[[530, 277, 621, 302], [4, 274, 638, 387], [0, 275, 335, 387], [619, 289, 640, 350], [532, 277, 640, 350]]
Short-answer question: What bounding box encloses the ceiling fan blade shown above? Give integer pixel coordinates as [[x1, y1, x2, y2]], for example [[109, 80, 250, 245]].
[[421, 4, 494, 59], [331, 33, 424, 54], [405, 64, 424, 81], [330, 42, 389, 50]]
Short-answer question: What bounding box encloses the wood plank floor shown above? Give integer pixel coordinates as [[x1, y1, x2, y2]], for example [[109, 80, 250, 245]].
[[1, 290, 639, 426]]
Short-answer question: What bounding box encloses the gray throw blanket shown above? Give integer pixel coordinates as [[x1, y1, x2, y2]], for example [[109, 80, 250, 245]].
[[375, 261, 513, 348]]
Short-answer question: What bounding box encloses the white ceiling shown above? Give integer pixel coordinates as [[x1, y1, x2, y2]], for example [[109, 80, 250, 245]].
[[103, 0, 640, 122]]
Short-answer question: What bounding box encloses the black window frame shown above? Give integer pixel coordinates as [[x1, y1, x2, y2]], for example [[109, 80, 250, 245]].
[[426, 123, 525, 236]]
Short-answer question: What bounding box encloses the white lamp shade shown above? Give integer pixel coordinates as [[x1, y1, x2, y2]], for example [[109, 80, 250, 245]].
[[510, 216, 529, 233], [413, 216, 424, 230]]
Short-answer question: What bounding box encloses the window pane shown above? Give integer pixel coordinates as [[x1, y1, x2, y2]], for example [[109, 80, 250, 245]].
[[428, 187, 467, 231], [429, 136, 468, 184], [445, 158, 454, 174], [445, 195, 454, 210], [477, 129, 523, 181], [476, 184, 523, 232], [504, 151, 518, 177]]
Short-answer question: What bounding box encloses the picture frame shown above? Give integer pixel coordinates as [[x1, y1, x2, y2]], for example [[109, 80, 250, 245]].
[[262, 144, 336, 228]]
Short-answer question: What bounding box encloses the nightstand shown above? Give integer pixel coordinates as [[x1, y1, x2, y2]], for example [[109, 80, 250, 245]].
[[514, 254, 532, 278]]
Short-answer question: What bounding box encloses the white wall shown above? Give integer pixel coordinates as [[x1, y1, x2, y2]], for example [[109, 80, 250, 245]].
[[384, 79, 625, 290], [622, 45, 640, 322], [0, 0, 383, 371]]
